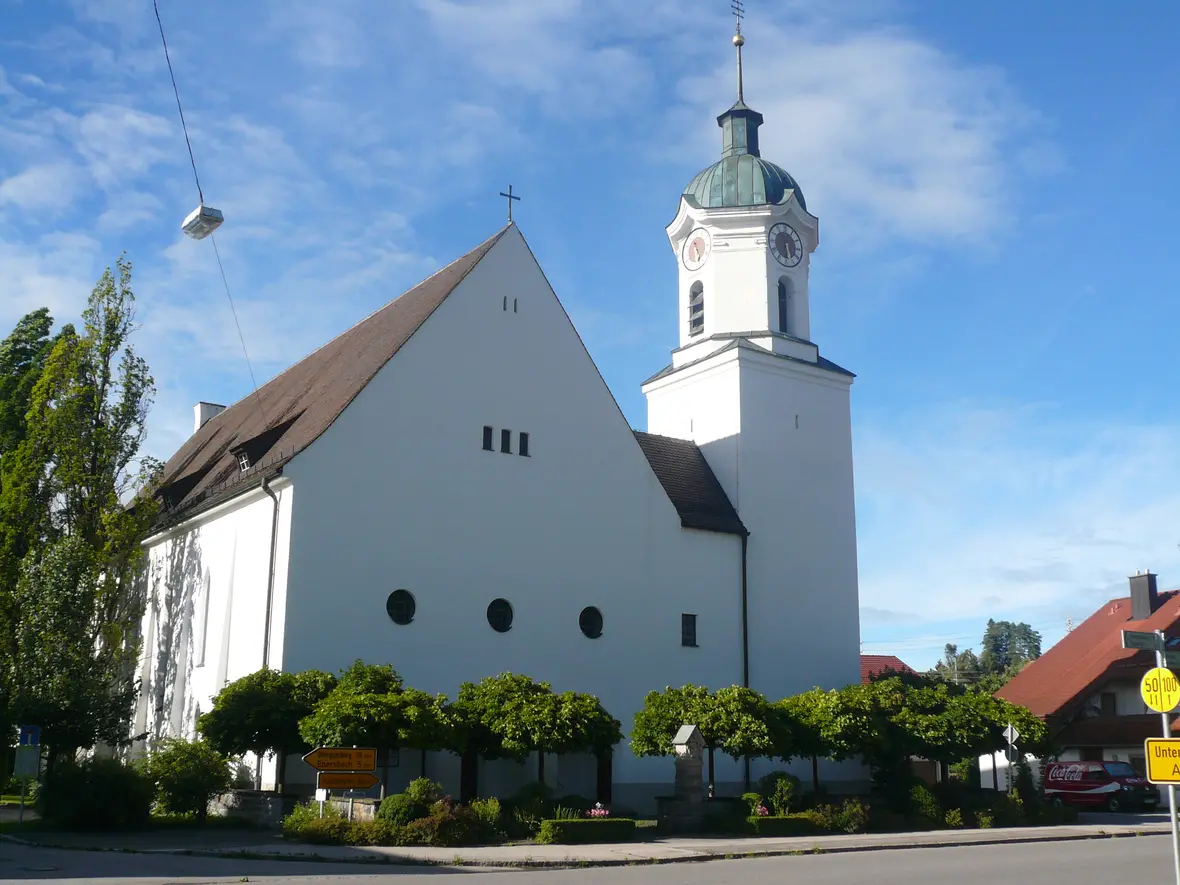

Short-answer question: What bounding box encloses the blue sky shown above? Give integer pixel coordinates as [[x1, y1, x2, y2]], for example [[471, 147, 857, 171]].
[[2, 0, 1179, 672]]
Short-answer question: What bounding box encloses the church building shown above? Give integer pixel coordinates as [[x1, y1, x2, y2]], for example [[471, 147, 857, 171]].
[[132, 26, 863, 810]]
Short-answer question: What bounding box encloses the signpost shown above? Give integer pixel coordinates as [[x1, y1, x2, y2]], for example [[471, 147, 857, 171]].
[[1146, 738, 1180, 784], [317, 772, 381, 791], [12, 725, 40, 824], [1002, 723, 1021, 791], [302, 746, 379, 819], [1126, 629, 1180, 885]]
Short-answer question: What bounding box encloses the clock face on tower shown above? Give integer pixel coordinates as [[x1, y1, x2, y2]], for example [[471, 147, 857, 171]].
[[681, 228, 711, 271], [769, 223, 803, 268]]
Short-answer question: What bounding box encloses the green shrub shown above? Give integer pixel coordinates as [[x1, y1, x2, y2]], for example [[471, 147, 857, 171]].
[[555, 794, 592, 812], [741, 791, 765, 814], [757, 771, 801, 815], [833, 798, 870, 834], [975, 810, 994, 828], [377, 792, 428, 826], [401, 798, 484, 847], [944, 807, 964, 829], [143, 739, 232, 822], [992, 790, 1025, 827], [470, 796, 502, 831], [553, 805, 584, 820], [909, 783, 942, 825], [404, 777, 444, 806], [746, 813, 825, 836], [503, 782, 556, 838], [38, 757, 154, 830], [348, 818, 401, 846], [536, 818, 636, 844]]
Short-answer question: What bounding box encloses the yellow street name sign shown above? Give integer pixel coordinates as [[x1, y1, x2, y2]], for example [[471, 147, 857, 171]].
[[1142, 667, 1180, 713], [317, 771, 381, 791], [1146, 738, 1180, 784], [302, 747, 377, 772]]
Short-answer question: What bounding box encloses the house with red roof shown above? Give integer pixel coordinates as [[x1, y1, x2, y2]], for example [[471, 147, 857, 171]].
[[860, 654, 916, 684], [982, 571, 1180, 788]]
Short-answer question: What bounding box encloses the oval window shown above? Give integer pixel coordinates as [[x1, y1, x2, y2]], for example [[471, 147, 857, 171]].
[[487, 598, 514, 633], [385, 589, 416, 625], [579, 606, 603, 639]]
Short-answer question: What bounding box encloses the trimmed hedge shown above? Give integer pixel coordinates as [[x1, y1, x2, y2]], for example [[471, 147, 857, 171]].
[[535, 818, 637, 844], [745, 814, 827, 837]]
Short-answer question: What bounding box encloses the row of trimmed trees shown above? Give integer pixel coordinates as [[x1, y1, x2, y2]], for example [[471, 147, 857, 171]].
[[196, 663, 623, 798], [197, 662, 1046, 800]]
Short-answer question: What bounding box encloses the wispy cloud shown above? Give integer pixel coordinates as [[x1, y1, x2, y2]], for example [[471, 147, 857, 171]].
[[856, 400, 1180, 664]]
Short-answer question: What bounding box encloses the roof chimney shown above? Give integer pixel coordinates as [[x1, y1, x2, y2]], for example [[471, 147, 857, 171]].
[[194, 402, 226, 434], [1130, 570, 1159, 621]]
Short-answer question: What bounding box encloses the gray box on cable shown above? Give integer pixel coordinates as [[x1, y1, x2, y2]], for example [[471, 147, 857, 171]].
[[182, 203, 224, 240]]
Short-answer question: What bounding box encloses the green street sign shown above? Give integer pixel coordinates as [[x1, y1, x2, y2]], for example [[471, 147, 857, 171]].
[[1123, 630, 1164, 651], [1165, 651, 1180, 670]]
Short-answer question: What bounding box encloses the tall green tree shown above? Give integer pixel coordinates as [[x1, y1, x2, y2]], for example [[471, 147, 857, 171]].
[[980, 619, 1042, 675], [631, 684, 777, 793], [0, 308, 60, 773], [2, 256, 160, 766]]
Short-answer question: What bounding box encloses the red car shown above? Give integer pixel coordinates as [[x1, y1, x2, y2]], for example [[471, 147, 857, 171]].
[[1043, 761, 1160, 811]]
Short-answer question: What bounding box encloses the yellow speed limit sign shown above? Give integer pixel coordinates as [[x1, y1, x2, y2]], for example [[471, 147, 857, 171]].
[[1141, 667, 1180, 713]]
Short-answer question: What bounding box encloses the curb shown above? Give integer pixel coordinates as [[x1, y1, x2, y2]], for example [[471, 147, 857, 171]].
[[4, 826, 1172, 869]]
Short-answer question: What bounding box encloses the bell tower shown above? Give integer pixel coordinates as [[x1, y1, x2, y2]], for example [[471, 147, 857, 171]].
[[641, 15, 862, 755]]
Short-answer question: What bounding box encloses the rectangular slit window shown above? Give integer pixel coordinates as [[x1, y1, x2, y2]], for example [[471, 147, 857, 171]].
[[681, 613, 697, 647], [482, 426, 494, 451], [513, 298, 518, 313], [502, 296, 507, 311], [519, 432, 530, 457], [500, 429, 512, 454]]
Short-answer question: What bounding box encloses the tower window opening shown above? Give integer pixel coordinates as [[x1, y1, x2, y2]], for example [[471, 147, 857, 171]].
[[777, 277, 793, 335], [500, 428, 512, 454], [688, 281, 705, 337]]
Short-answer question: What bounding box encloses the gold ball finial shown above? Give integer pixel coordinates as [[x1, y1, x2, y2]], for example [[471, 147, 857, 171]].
[[733, 33, 745, 47]]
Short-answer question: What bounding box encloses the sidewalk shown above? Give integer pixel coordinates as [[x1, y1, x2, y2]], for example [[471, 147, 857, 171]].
[[5, 819, 1173, 868]]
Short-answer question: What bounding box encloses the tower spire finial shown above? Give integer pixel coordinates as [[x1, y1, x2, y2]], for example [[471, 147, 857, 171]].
[[732, 0, 746, 103]]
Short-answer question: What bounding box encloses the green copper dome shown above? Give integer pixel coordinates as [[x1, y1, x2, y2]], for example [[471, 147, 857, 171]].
[[683, 100, 806, 211]]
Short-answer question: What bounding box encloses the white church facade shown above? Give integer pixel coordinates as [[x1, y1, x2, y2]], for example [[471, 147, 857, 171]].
[[132, 34, 863, 811]]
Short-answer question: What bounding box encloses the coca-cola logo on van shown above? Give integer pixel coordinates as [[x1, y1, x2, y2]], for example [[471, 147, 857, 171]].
[[1048, 764, 1085, 782]]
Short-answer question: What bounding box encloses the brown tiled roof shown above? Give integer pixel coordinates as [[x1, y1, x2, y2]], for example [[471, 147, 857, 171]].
[[860, 654, 915, 684], [1054, 713, 1162, 749], [998, 590, 1180, 719], [152, 225, 511, 524], [633, 431, 746, 536]]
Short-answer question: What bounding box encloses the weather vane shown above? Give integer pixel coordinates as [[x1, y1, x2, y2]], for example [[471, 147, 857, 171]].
[[731, 0, 746, 102]]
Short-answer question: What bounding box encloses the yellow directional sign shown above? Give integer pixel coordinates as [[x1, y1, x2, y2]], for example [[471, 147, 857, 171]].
[[1146, 738, 1180, 784], [302, 747, 377, 772], [1142, 667, 1180, 713], [317, 771, 381, 791]]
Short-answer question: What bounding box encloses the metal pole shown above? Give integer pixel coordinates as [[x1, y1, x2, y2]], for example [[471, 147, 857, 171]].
[[18, 779, 25, 825], [1155, 631, 1180, 885]]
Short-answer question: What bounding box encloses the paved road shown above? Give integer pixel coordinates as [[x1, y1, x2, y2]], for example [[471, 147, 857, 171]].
[[0, 834, 1176, 884]]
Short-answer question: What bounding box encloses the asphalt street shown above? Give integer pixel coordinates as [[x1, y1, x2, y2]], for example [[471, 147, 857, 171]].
[[0, 834, 1176, 884]]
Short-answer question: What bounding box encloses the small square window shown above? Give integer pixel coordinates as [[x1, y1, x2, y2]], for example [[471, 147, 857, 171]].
[[681, 613, 697, 647], [237, 451, 251, 471], [482, 426, 494, 451], [500, 429, 512, 454], [519, 432, 530, 457]]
